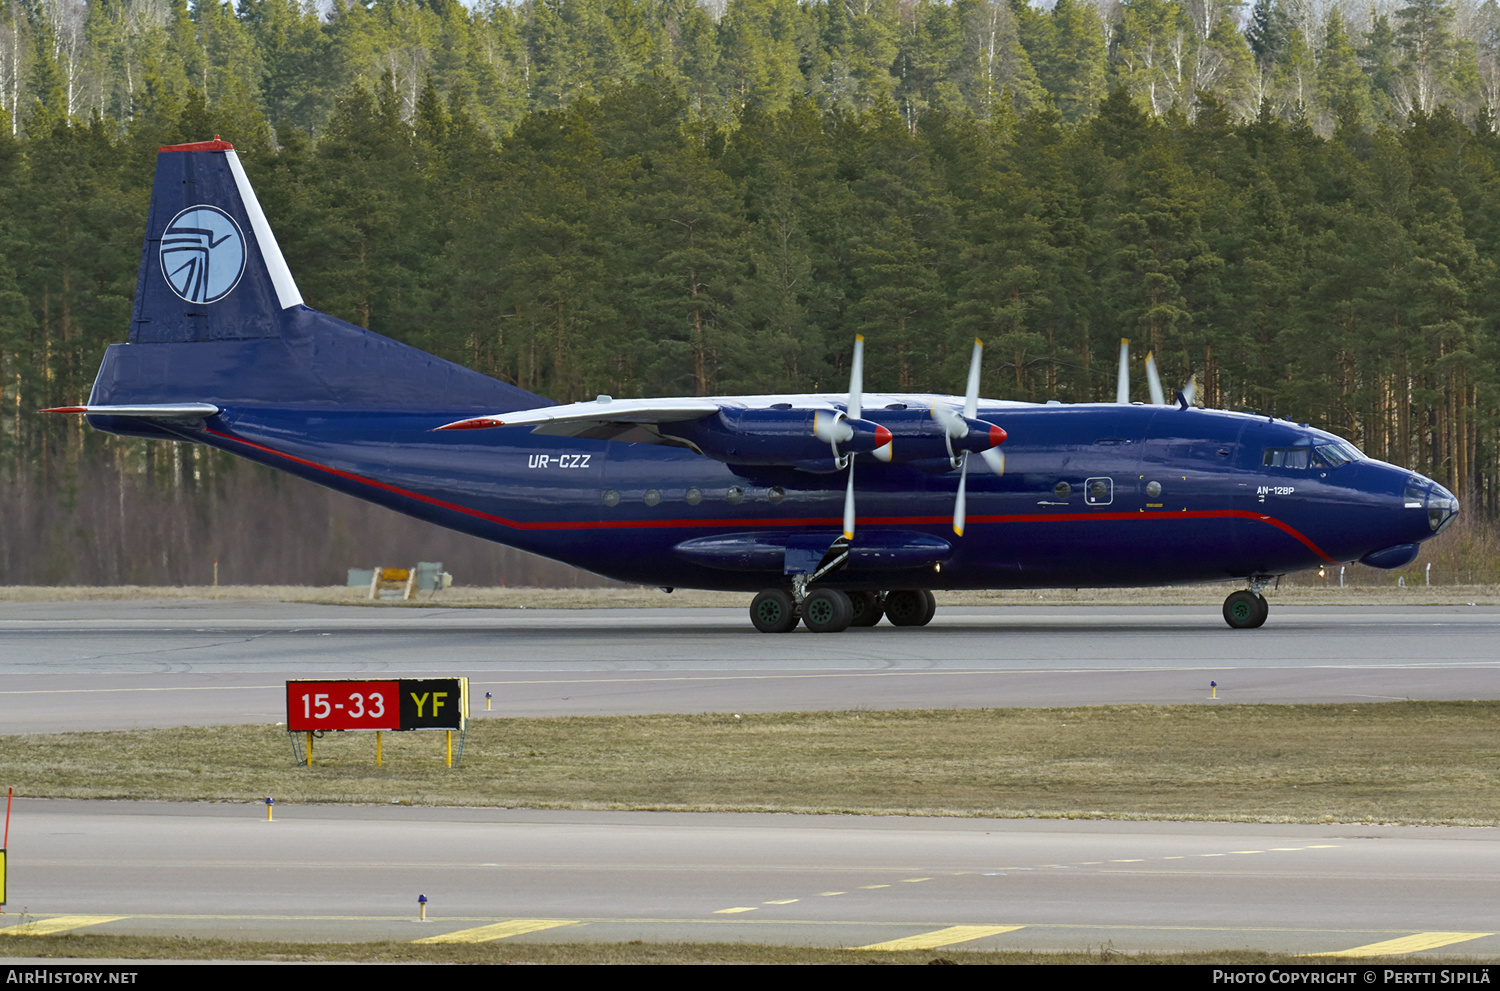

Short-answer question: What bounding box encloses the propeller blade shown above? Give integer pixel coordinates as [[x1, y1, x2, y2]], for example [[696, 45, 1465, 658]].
[[963, 338, 982, 420], [980, 446, 1005, 475], [1116, 338, 1130, 403], [843, 461, 856, 539], [843, 334, 865, 540], [848, 334, 864, 421], [953, 455, 969, 536], [931, 404, 967, 439], [1145, 351, 1165, 406]]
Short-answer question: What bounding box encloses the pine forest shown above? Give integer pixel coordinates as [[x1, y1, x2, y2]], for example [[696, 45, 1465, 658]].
[[1, 0, 1499, 586]]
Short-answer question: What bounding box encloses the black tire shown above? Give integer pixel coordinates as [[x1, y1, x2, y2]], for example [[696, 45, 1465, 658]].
[[750, 589, 798, 633], [802, 588, 853, 633], [885, 589, 936, 627], [1223, 590, 1268, 629], [848, 591, 884, 627], [916, 589, 937, 626]]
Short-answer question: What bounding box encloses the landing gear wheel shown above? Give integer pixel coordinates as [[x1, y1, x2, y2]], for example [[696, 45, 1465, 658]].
[[848, 591, 883, 627], [884, 589, 937, 627], [750, 589, 799, 633], [1223, 590, 1269, 629], [802, 588, 853, 633]]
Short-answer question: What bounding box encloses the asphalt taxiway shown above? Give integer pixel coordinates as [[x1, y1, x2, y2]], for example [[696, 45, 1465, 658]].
[[2, 800, 1497, 955], [2, 600, 1499, 732]]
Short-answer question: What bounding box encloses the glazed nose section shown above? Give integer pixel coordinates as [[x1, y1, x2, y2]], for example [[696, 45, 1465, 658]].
[[1425, 481, 1459, 535]]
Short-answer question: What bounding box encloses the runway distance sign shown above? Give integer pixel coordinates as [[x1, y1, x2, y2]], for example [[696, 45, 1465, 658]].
[[286, 678, 468, 731]]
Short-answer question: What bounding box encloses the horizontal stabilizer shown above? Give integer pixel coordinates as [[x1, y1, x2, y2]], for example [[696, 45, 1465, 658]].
[[42, 403, 222, 421]]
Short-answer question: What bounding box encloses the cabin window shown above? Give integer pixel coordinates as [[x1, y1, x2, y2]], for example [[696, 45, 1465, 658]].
[[1053, 481, 1071, 499], [603, 489, 620, 507], [1145, 480, 1162, 498], [726, 486, 745, 504], [644, 489, 661, 507], [767, 486, 786, 505], [1085, 477, 1113, 505], [685, 487, 702, 506]]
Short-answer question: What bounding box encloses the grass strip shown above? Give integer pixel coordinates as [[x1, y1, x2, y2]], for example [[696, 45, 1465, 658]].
[[1, 702, 1497, 824], [1, 934, 1493, 964]]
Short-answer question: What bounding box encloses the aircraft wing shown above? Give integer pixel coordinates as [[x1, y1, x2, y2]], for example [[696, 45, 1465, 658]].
[[436, 397, 724, 432]]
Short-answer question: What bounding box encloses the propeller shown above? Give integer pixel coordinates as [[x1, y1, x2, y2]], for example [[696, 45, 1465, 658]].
[[1116, 338, 1197, 407], [1145, 351, 1166, 406], [813, 335, 891, 540], [842, 336, 863, 538], [932, 339, 1007, 536]]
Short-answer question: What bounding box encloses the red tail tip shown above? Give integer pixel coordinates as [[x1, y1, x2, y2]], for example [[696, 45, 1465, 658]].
[[158, 137, 236, 153], [436, 417, 503, 431]]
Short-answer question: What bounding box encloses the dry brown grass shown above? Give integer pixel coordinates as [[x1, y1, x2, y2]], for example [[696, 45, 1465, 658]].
[[3, 702, 1496, 824]]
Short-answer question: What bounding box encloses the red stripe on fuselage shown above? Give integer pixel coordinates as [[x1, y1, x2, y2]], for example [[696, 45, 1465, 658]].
[[202, 428, 1335, 560]]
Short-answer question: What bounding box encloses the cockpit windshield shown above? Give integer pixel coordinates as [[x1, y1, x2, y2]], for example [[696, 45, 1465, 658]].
[[1263, 438, 1363, 469]]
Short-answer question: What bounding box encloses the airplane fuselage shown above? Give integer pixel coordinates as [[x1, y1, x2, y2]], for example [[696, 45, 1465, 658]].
[[162, 398, 1452, 593]]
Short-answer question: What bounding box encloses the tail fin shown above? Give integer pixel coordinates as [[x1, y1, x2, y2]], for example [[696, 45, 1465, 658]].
[[89, 138, 547, 413]]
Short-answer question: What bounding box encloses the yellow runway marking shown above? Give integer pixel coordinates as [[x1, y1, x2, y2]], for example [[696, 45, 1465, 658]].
[[820, 892, 845, 896], [902, 878, 931, 883], [1305, 932, 1494, 958], [860, 884, 890, 889], [714, 907, 757, 914], [0, 915, 127, 935], [763, 899, 798, 905], [412, 919, 579, 943], [858, 924, 1026, 951]]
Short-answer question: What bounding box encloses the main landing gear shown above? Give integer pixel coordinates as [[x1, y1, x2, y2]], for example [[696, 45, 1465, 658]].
[[1222, 577, 1274, 629], [749, 588, 936, 633]]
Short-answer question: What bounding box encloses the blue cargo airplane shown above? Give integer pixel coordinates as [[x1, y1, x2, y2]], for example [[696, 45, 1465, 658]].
[[48, 139, 1459, 632]]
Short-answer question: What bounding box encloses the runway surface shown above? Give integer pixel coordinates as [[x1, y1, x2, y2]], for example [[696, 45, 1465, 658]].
[[1, 600, 1497, 732], [3, 599, 1497, 955], [2, 799, 1497, 955]]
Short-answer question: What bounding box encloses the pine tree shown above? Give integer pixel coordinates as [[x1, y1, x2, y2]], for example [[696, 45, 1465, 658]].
[[1394, 0, 1458, 113]]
